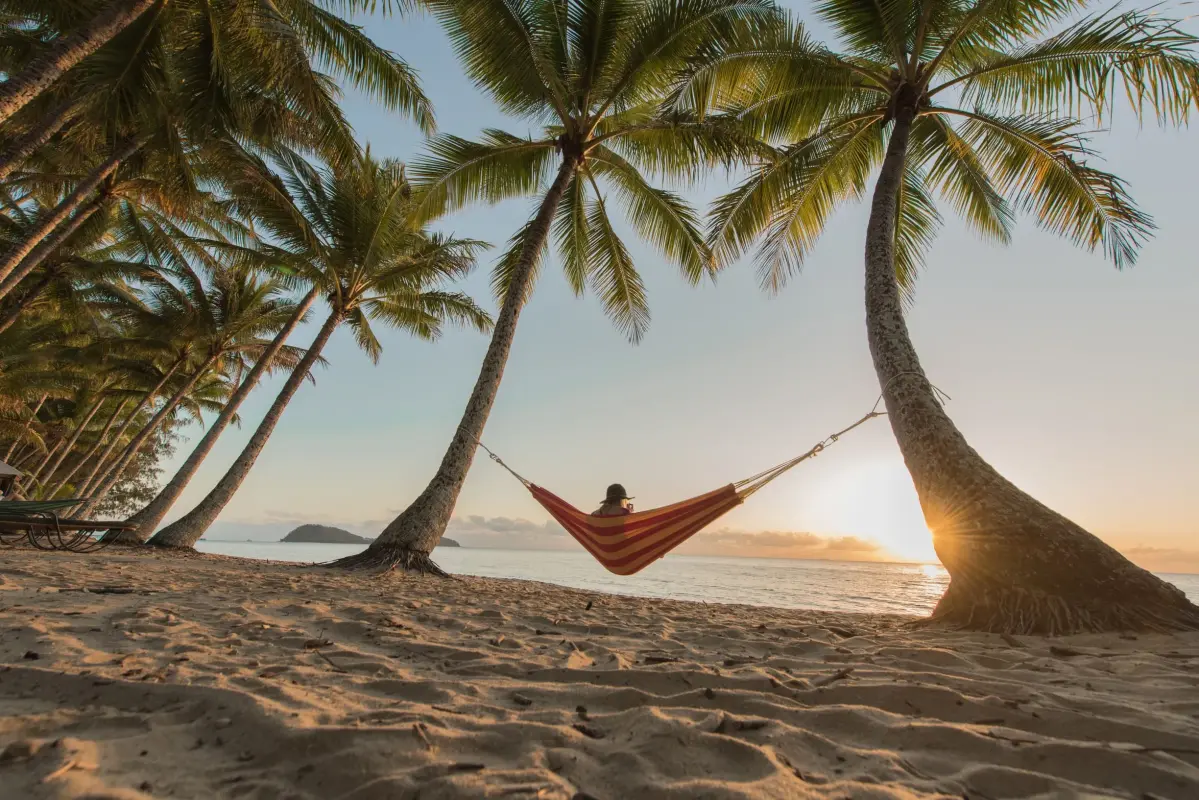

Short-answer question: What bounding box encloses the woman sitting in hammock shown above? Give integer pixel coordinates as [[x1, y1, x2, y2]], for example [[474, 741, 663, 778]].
[[593, 484, 634, 516]]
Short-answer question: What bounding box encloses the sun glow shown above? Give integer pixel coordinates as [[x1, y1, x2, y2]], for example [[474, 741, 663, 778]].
[[804, 460, 939, 563]]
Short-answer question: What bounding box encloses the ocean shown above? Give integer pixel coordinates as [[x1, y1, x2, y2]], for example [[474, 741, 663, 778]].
[[195, 541, 1199, 617]]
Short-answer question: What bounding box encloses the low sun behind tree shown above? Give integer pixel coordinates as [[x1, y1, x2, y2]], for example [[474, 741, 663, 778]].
[[686, 0, 1199, 633]]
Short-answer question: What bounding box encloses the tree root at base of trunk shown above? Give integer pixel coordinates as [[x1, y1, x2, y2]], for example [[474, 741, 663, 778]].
[[922, 580, 1199, 636], [322, 544, 449, 577]]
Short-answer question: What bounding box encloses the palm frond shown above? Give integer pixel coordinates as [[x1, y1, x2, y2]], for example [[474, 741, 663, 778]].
[[584, 175, 649, 343], [409, 130, 558, 224], [941, 107, 1153, 267]]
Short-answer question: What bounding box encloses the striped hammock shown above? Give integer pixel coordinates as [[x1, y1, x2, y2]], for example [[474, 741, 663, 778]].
[[475, 409, 883, 576], [530, 484, 744, 575]]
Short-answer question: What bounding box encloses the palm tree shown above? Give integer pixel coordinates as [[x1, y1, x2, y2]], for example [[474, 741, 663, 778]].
[[80, 267, 298, 519], [0, 0, 435, 310], [0, 0, 433, 132], [108, 278, 312, 542], [331, 0, 775, 574], [0, 0, 160, 126], [149, 150, 491, 549], [693, 2, 1199, 633]]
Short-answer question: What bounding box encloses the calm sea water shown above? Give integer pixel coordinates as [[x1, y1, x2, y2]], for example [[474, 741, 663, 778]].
[[195, 541, 1199, 618]]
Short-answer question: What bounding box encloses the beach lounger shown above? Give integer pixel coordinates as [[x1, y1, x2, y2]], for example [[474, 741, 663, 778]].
[[0, 499, 135, 553]]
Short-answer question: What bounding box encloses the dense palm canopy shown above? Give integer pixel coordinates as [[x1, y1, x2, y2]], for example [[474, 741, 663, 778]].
[[0, 0, 454, 517], [147, 148, 491, 548]]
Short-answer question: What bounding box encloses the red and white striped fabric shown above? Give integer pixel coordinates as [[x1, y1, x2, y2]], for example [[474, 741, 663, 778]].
[[527, 484, 744, 575]]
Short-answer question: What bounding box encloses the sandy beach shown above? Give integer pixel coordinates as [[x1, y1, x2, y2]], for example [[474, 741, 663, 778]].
[[1, 548, 1197, 799]]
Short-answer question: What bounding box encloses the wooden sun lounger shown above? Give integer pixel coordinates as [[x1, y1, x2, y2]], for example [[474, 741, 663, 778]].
[[0, 500, 135, 553]]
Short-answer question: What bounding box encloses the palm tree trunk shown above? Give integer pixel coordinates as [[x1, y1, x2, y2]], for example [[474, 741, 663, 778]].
[[24, 435, 65, 494], [39, 395, 104, 495], [331, 158, 579, 575], [0, 0, 161, 126], [4, 393, 46, 461], [84, 357, 215, 520], [47, 397, 129, 498], [111, 289, 317, 543], [150, 310, 342, 549], [0, 196, 106, 304], [865, 104, 1199, 635], [77, 361, 179, 498], [0, 139, 137, 294], [0, 100, 79, 182]]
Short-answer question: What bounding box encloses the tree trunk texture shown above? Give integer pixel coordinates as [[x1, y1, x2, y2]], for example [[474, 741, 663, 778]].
[[25, 436, 65, 492], [865, 107, 1199, 635], [329, 157, 578, 575], [4, 393, 45, 461], [86, 358, 213, 521], [0, 0, 160, 126], [47, 397, 129, 498], [114, 289, 316, 543], [39, 395, 103, 496], [149, 310, 342, 549], [0, 100, 79, 182], [0, 195, 106, 304], [77, 363, 178, 498]]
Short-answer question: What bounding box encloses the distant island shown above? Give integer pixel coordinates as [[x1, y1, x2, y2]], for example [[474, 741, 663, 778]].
[[281, 524, 459, 547]]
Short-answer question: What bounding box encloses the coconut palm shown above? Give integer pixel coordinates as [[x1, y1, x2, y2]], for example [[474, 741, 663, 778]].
[[330, 0, 776, 574], [0, 0, 433, 132], [0, 0, 434, 308], [79, 267, 299, 520], [109, 282, 312, 542], [691, 2, 1199, 633], [148, 150, 491, 549]]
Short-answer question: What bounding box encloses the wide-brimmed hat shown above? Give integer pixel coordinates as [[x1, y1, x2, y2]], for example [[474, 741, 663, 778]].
[[603, 483, 633, 503]]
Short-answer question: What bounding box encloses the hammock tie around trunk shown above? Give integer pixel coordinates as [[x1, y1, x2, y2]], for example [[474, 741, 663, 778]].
[[471, 381, 930, 575]]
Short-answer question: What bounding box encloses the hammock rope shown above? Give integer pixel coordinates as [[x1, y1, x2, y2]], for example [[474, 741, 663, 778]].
[[471, 372, 947, 575]]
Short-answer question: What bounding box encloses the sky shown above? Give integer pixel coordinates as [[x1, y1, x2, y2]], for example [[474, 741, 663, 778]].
[[163, 2, 1199, 572]]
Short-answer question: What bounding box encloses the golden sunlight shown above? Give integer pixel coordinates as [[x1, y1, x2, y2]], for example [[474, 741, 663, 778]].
[[806, 460, 939, 563]]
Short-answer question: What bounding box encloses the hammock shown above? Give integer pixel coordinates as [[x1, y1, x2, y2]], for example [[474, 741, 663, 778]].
[[476, 409, 883, 575]]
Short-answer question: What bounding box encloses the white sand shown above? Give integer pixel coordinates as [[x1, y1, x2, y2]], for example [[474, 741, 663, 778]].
[[1, 547, 1197, 799]]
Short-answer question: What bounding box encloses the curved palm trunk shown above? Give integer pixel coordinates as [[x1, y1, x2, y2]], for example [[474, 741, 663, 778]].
[[0, 196, 106, 303], [4, 393, 46, 461], [0, 0, 161, 126], [0, 139, 137, 296], [39, 396, 104, 494], [85, 358, 214, 520], [24, 436, 65, 494], [866, 107, 1199, 635], [150, 310, 342, 548], [77, 360, 179, 498], [0, 100, 79, 182], [331, 158, 578, 574], [47, 397, 129, 498], [112, 289, 316, 543]]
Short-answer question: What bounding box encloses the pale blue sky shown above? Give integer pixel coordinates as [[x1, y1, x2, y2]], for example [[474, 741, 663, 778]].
[[170, 2, 1199, 569]]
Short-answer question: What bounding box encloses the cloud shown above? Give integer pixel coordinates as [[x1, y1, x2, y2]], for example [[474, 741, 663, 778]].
[[679, 527, 883, 560], [444, 515, 571, 550], [1119, 545, 1199, 575]]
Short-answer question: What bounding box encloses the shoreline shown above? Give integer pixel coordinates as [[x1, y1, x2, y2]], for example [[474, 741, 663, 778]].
[[2, 547, 1198, 799]]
